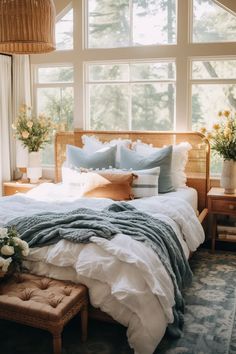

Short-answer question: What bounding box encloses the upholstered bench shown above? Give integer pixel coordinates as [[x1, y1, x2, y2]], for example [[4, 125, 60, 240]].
[[0, 273, 88, 354]]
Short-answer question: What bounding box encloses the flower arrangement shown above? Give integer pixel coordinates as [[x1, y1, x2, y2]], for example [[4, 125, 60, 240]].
[[200, 110, 236, 161], [0, 227, 29, 274], [12, 104, 54, 152]]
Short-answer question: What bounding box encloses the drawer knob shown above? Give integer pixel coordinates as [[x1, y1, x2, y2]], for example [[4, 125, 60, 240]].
[[229, 204, 235, 210]]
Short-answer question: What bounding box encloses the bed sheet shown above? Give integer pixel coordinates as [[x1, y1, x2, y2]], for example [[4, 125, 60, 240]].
[[160, 187, 198, 215]]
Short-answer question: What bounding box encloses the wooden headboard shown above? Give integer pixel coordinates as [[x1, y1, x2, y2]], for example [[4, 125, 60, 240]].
[[55, 130, 210, 214]]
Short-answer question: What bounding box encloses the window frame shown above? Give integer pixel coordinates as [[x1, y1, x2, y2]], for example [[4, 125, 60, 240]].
[[190, 0, 236, 44], [188, 56, 236, 130], [29, 0, 236, 175], [55, 2, 74, 51], [85, 58, 177, 130], [32, 63, 75, 167], [85, 0, 178, 49]]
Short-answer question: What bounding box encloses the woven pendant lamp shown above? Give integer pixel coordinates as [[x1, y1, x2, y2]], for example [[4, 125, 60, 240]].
[[0, 0, 56, 54]]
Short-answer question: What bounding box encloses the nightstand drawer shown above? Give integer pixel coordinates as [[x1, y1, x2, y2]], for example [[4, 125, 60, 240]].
[[3, 179, 52, 197], [211, 199, 236, 215], [4, 185, 34, 196]]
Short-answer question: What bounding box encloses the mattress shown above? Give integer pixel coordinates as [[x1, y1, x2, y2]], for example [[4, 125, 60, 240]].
[[160, 187, 198, 215]]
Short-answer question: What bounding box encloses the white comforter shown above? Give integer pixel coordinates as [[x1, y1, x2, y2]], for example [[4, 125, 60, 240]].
[[0, 183, 205, 354]]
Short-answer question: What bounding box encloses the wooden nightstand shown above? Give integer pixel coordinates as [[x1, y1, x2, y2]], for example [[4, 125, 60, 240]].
[[207, 187, 236, 252], [3, 179, 52, 196]]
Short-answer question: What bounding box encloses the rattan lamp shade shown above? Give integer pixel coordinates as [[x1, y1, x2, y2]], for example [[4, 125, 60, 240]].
[[0, 0, 56, 54]]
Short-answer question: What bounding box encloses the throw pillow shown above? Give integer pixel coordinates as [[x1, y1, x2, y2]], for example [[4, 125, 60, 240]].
[[62, 167, 136, 200], [82, 135, 131, 168], [66, 144, 116, 169], [62, 166, 160, 199], [132, 141, 192, 189], [119, 145, 174, 193]]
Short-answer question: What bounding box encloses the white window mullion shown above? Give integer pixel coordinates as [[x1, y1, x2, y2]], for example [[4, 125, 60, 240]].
[[128, 64, 132, 130], [130, 0, 133, 47]]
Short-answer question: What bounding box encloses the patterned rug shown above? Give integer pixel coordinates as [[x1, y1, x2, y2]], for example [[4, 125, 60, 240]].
[[0, 250, 236, 354]]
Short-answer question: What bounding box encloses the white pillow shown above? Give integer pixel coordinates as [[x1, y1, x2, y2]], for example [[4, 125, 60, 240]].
[[62, 165, 160, 199], [132, 140, 192, 189], [82, 135, 131, 167]]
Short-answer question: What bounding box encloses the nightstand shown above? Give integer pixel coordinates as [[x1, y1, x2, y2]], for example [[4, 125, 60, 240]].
[[207, 187, 236, 252], [3, 179, 52, 196]]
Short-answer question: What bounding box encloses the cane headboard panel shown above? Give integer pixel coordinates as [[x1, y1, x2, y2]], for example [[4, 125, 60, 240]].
[[55, 130, 210, 213]]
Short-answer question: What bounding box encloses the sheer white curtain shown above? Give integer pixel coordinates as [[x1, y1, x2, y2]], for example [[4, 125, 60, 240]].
[[0, 55, 12, 196], [12, 55, 32, 169]]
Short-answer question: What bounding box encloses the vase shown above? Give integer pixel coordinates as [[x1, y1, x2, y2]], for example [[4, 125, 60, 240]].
[[27, 151, 42, 184], [220, 159, 236, 194]]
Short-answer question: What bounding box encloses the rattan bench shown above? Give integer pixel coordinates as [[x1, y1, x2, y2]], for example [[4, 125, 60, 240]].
[[0, 273, 88, 354]]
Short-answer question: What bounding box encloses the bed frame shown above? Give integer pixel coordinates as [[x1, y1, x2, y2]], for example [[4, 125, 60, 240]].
[[54, 130, 210, 322], [55, 130, 210, 218]]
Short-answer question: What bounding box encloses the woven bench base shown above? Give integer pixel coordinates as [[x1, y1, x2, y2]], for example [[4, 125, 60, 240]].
[[0, 273, 88, 354]]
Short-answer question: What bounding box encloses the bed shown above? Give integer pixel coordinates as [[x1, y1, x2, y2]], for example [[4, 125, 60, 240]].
[[0, 130, 210, 354]]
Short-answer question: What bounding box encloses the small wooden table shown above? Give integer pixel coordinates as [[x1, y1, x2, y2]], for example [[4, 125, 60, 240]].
[[207, 187, 236, 252]]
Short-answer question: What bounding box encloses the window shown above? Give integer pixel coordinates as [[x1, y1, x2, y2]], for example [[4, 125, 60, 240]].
[[86, 61, 176, 130], [31, 1, 236, 175], [35, 66, 74, 165], [56, 8, 73, 50], [191, 59, 236, 174], [192, 0, 236, 43], [87, 0, 177, 48]]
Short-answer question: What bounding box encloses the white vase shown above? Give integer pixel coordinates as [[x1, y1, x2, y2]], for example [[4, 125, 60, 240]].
[[27, 151, 42, 184], [220, 159, 236, 194]]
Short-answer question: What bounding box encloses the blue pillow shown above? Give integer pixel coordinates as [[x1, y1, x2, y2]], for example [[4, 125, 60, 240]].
[[120, 145, 174, 193], [66, 144, 117, 169]]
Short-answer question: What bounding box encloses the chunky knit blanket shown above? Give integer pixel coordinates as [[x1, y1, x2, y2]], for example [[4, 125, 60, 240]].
[[7, 202, 192, 337]]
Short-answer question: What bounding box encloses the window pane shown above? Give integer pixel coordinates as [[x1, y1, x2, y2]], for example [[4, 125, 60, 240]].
[[88, 0, 130, 48], [87, 61, 176, 131], [56, 8, 73, 50], [192, 84, 236, 130], [132, 83, 175, 130], [38, 67, 74, 83], [133, 0, 176, 45], [89, 84, 129, 130], [192, 0, 236, 43], [88, 0, 176, 48], [89, 64, 129, 81], [131, 62, 176, 80], [192, 60, 236, 79], [37, 87, 74, 165]]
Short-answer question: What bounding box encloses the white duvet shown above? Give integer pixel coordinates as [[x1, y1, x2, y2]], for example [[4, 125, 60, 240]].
[[0, 183, 205, 354]]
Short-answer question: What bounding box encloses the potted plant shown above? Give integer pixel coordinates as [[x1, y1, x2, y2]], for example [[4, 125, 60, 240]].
[[12, 105, 54, 183], [200, 110, 236, 194]]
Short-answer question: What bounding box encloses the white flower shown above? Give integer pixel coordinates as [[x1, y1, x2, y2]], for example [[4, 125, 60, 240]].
[[19, 239, 29, 250], [1, 257, 12, 272], [22, 249, 29, 257], [12, 236, 21, 246], [1, 245, 15, 256], [0, 256, 5, 267], [0, 228, 8, 238], [26, 120, 33, 129]]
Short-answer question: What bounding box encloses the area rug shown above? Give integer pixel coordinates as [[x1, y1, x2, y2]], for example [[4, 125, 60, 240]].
[[0, 250, 236, 354], [158, 250, 236, 354]]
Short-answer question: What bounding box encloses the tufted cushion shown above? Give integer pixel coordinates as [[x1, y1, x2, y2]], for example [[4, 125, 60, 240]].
[[0, 273, 87, 322]]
